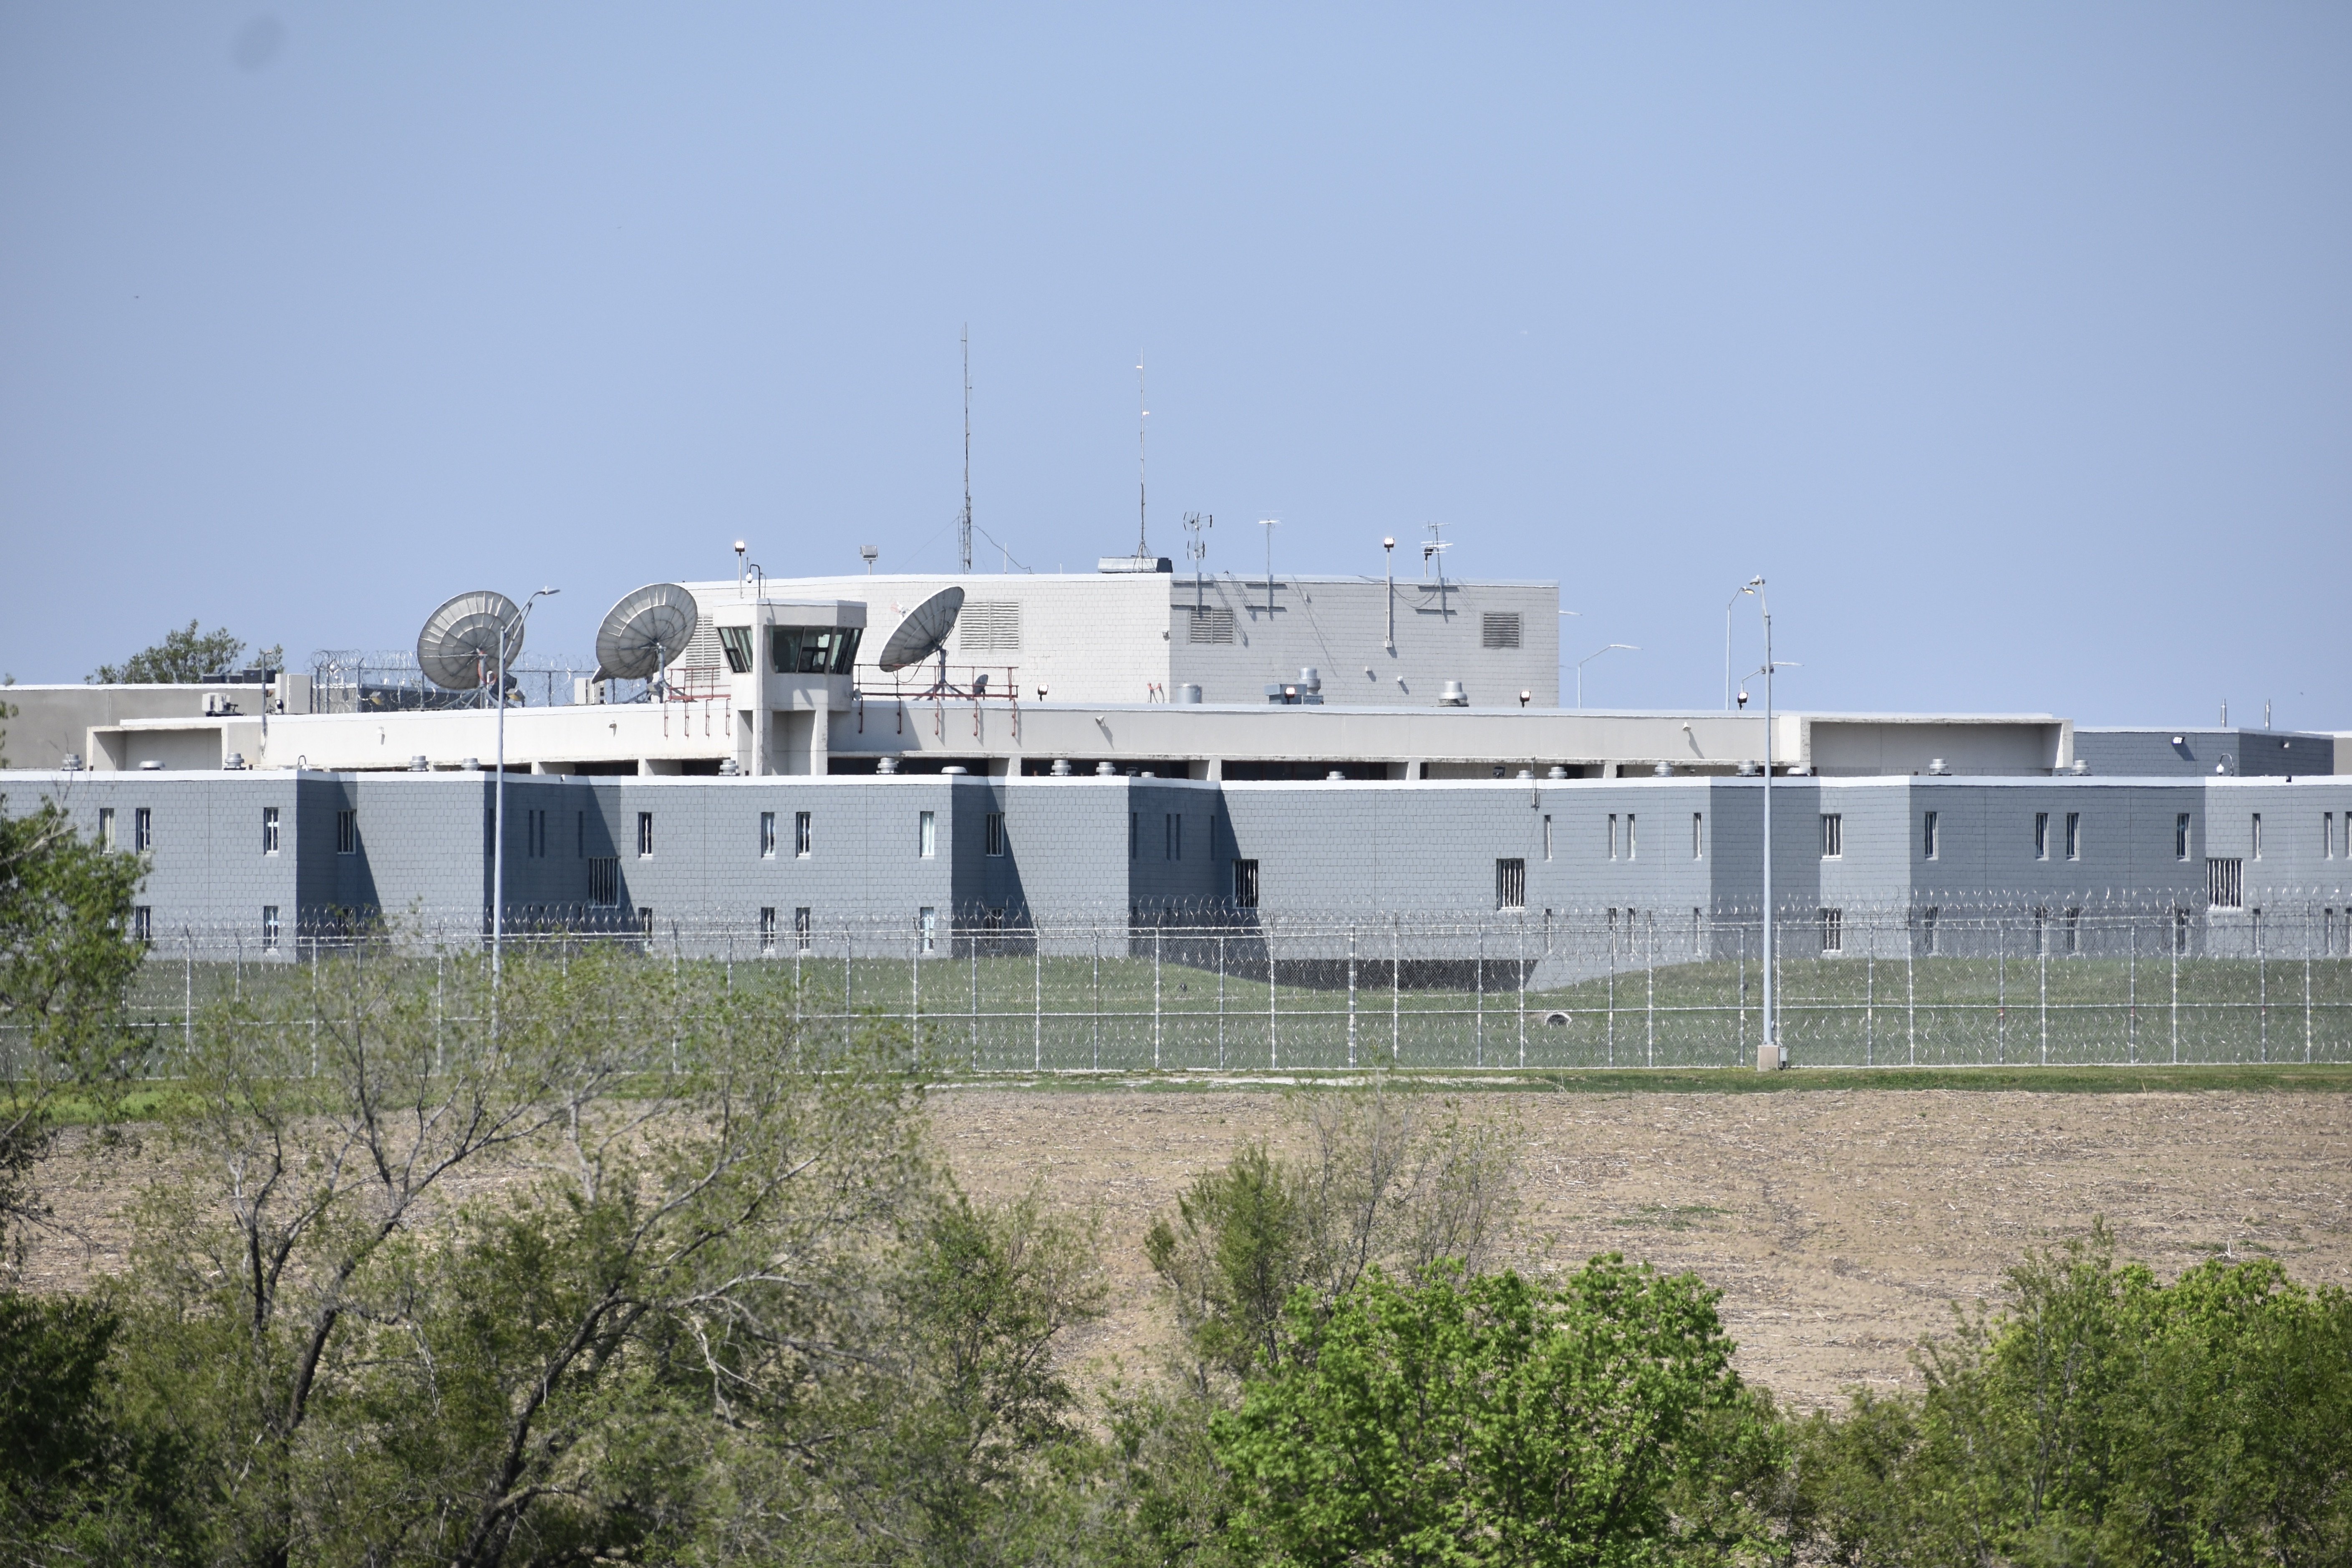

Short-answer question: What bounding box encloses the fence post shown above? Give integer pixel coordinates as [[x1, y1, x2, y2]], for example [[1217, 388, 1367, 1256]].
[[1033, 925, 1042, 1073], [183, 928, 193, 1056], [1866, 942, 1875, 1068], [2259, 938, 2267, 1064], [1475, 922, 1485, 1069], [1091, 924, 1100, 1072], [1346, 925, 1357, 1070], [910, 921, 920, 1055], [1905, 915, 1915, 1066], [844, 927, 854, 1049], [1267, 928, 1277, 1071], [2304, 910, 2313, 1064], [1217, 932, 1226, 1070], [1997, 920, 2006, 1066], [1517, 915, 1526, 1070], [1738, 921, 1747, 1067], [436, 950, 444, 1074], [2170, 913, 2179, 1064], [1645, 914, 1655, 1069], [1152, 925, 1162, 1071], [2037, 922, 2047, 1066], [1391, 916, 1400, 1064], [971, 920, 981, 1072], [1606, 917, 1616, 1069]]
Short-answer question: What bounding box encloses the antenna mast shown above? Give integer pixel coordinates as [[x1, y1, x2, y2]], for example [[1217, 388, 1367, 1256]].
[[959, 327, 973, 574], [1136, 353, 1150, 558]]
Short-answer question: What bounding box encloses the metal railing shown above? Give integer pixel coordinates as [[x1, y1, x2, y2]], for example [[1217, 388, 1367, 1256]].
[[43, 902, 2352, 1077]]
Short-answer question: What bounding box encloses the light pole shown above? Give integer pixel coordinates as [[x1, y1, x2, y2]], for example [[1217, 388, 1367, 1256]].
[[492, 586, 559, 978], [1576, 644, 1637, 708], [1258, 519, 1278, 619], [1382, 536, 1396, 653], [1735, 575, 1788, 1069], [1725, 582, 1752, 711]]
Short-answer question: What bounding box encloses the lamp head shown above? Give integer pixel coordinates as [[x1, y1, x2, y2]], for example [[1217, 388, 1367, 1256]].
[[1737, 690, 1749, 708], [734, 539, 746, 555], [1382, 536, 1394, 552]]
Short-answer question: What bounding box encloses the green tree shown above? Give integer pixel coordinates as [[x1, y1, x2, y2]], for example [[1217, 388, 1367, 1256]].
[[1795, 1221, 2352, 1566], [89, 621, 247, 683], [1214, 1259, 1778, 1568]]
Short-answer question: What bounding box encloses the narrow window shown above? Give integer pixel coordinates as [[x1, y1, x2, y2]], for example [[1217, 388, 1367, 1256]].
[[2176, 812, 2191, 861], [1165, 813, 1182, 861], [636, 812, 654, 858], [1626, 813, 1636, 860], [1922, 906, 1939, 956], [2251, 812, 2263, 860], [1607, 814, 1618, 860], [2033, 906, 2049, 956], [262, 905, 280, 952], [1923, 810, 1939, 860], [2065, 907, 2082, 955], [1820, 908, 1843, 954], [2327, 812, 2337, 860], [1495, 858, 1526, 910], [577, 810, 585, 857], [335, 809, 355, 855], [587, 857, 619, 906], [918, 906, 938, 954], [717, 625, 754, 674], [2033, 812, 2049, 860], [984, 813, 1005, 857], [794, 907, 812, 951], [2065, 812, 2081, 861], [131, 906, 151, 943], [1130, 813, 1138, 861], [638, 907, 656, 948], [794, 811, 812, 857], [262, 806, 280, 855], [2252, 907, 2264, 955], [760, 810, 776, 858], [759, 906, 776, 955], [1692, 812, 1704, 861], [1821, 813, 1843, 859], [2173, 907, 2190, 955], [1542, 814, 1553, 862], [135, 807, 152, 851], [919, 810, 937, 859], [98, 807, 116, 850], [1232, 859, 1260, 909]]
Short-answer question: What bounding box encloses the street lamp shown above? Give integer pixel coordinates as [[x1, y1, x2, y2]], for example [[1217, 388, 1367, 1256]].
[[492, 586, 559, 978], [1575, 643, 1637, 708], [1736, 575, 1795, 1070], [1725, 582, 1753, 711], [1382, 536, 1396, 652]]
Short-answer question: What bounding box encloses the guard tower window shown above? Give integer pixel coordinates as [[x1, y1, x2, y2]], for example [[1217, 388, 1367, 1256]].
[[637, 812, 655, 858], [335, 809, 355, 856], [1495, 858, 1526, 910], [1821, 813, 1843, 859], [262, 806, 279, 855], [1481, 612, 1523, 649], [1232, 859, 1260, 909], [717, 626, 754, 673]]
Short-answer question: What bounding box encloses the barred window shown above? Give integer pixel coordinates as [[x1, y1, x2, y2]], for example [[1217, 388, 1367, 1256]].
[[2034, 812, 2049, 860], [1232, 859, 1259, 909], [135, 807, 152, 851], [1821, 813, 1843, 859], [985, 812, 1005, 856], [2176, 813, 2192, 861], [1495, 858, 1526, 911], [2206, 857, 2243, 909], [1481, 612, 1523, 649], [795, 811, 812, 857], [335, 809, 355, 855], [588, 857, 619, 907], [1923, 810, 1938, 860], [1820, 908, 1843, 953], [131, 906, 151, 943], [919, 810, 936, 859]]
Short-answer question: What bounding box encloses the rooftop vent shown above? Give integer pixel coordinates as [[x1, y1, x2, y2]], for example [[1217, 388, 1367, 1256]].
[[876, 756, 899, 774], [1736, 760, 1758, 776], [222, 751, 247, 770], [1097, 555, 1172, 573], [59, 753, 83, 771], [1096, 761, 1117, 775], [941, 766, 968, 775], [1927, 758, 1948, 776], [1438, 680, 1468, 707], [1652, 762, 1672, 776], [1547, 765, 1568, 779], [719, 758, 740, 775], [1327, 770, 1347, 781], [1050, 759, 1072, 776], [1175, 683, 1202, 703], [139, 759, 164, 771], [462, 757, 481, 771], [2070, 759, 2090, 776], [409, 755, 430, 771]]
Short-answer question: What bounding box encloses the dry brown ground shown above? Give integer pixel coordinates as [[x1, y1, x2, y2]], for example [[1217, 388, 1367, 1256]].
[[925, 1087, 2352, 1410], [23, 1087, 2352, 1412]]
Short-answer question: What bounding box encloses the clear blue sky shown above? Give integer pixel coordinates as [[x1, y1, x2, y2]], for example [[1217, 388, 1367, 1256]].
[[3, 5, 2346, 726]]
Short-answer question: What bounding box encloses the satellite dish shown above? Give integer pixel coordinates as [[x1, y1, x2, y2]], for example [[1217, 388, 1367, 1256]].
[[594, 583, 700, 683], [876, 585, 964, 671], [417, 590, 524, 691]]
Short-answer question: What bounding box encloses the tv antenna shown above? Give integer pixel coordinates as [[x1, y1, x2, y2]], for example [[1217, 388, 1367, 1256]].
[[959, 326, 973, 573], [417, 590, 524, 706], [1182, 512, 1212, 613], [1135, 352, 1149, 558], [1421, 521, 1451, 581], [593, 582, 700, 699]]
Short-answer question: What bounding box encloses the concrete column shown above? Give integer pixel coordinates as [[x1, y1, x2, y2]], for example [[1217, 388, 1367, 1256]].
[[811, 704, 830, 776]]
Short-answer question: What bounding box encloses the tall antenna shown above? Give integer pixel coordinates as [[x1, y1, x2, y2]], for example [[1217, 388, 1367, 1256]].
[[1183, 512, 1212, 612], [1136, 353, 1150, 557], [959, 327, 973, 574]]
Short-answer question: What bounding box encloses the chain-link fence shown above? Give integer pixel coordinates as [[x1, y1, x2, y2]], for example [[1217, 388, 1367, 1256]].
[[72, 902, 2352, 1076]]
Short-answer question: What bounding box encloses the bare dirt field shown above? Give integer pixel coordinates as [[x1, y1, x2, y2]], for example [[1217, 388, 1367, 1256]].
[[926, 1085, 2352, 1409], [24, 1084, 2352, 1412]]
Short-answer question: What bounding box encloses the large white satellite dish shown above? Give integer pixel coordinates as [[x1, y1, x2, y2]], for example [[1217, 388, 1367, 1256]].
[[876, 585, 964, 672], [417, 590, 523, 691], [593, 583, 700, 683]]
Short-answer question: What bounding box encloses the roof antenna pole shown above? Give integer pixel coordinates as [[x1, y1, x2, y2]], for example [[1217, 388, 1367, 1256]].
[[960, 327, 973, 574], [1136, 353, 1150, 559]]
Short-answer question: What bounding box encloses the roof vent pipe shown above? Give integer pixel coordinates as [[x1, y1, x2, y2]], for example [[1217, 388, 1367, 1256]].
[[1927, 758, 1948, 776], [1438, 680, 1468, 707], [1652, 761, 1672, 776], [409, 755, 430, 772]]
